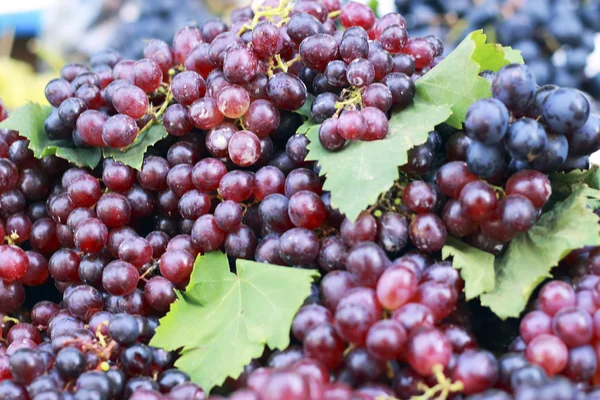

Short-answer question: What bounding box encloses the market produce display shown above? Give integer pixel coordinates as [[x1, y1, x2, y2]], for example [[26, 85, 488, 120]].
[[395, 0, 600, 97], [1, 0, 600, 399]]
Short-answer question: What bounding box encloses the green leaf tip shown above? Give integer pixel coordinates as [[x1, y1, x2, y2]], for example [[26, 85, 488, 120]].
[[150, 251, 319, 393], [442, 237, 495, 301]]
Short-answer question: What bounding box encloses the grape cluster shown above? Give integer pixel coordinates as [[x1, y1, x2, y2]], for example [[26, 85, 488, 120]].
[[394, 0, 600, 98], [463, 64, 598, 177]]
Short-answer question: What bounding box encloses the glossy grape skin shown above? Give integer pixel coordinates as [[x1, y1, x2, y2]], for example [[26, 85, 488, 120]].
[[102, 114, 138, 148], [505, 118, 547, 161], [459, 181, 498, 222], [299, 34, 339, 72], [569, 115, 600, 156], [407, 328, 453, 376], [525, 334, 568, 376], [530, 134, 569, 173], [228, 130, 261, 167], [0, 245, 28, 282], [112, 84, 149, 120], [340, 2, 375, 30], [492, 64, 537, 113], [402, 38, 435, 70], [74, 109, 107, 147], [376, 264, 418, 311], [542, 88, 590, 133], [346, 242, 390, 289], [409, 213, 447, 253], [287, 13, 324, 45], [279, 228, 319, 265], [267, 66, 308, 103], [505, 170, 551, 208], [162, 104, 193, 137], [0, 279, 25, 313], [500, 194, 536, 233], [382, 72, 415, 108], [191, 215, 226, 253], [451, 350, 499, 395], [442, 200, 478, 238], [464, 98, 509, 144]]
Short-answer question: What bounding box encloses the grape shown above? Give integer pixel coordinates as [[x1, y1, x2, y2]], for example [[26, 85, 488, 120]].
[[287, 13, 324, 45], [451, 350, 499, 395], [223, 46, 259, 84], [337, 110, 366, 141], [102, 114, 139, 148], [162, 104, 193, 137], [442, 199, 478, 237], [172, 71, 206, 107], [381, 25, 408, 54], [267, 73, 307, 111], [409, 213, 447, 253], [252, 21, 282, 59], [340, 2, 375, 30], [346, 58, 375, 88], [45, 78, 75, 107], [191, 215, 226, 253], [74, 218, 108, 254], [219, 170, 254, 202], [569, 115, 600, 156], [58, 97, 88, 128], [319, 118, 346, 151], [505, 118, 547, 161], [402, 181, 437, 213], [500, 194, 536, 233], [299, 34, 339, 72], [459, 181, 498, 222], [228, 130, 261, 167], [285, 134, 309, 165], [287, 190, 327, 230], [217, 85, 251, 118], [0, 245, 28, 282], [244, 100, 280, 137], [526, 334, 568, 376], [530, 134, 569, 173], [464, 99, 509, 144], [279, 228, 319, 265], [491, 65, 536, 116], [381, 72, 415, 108], [407, 327, 452, 376], [112, 84, 149, 120], [542, 88, 590, 133], [362, 83, 392, 113]]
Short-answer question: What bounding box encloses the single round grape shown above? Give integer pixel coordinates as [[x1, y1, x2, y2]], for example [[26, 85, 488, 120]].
[[287, 13, 324, 45], [542, 87, 590, 133], [569, 115, 600, 156], [191, 215, 226, 253], [505, 118, 547, 161], [459, 181, 498, 222], [324, 60, 349, 87], [223, 46, 259, 84], [205, 122, 237, 158], [319, 118, 346, 152], [299, 34, 339, 72], [346, 58, 375, 88], [214, 200, 243, 233], [267, 73, 307, 111], [311, 93, 338, 124], [337, 110, 366, 141], [252, 21, 282, 59], [68, 174, 102, 207], [530, 134, 569, 173], [279, 228, 319, 265], [192, 157, 227, 191], [137, 156, 169, 192], [162, 104, 193, 137], [288, 190, 327, 230], [382, 72, 415, 108], [464, 98, 509, 144], [526, 334, 568, 376], [173, 26, 203, 64], [228, 130, 261, 167], [217, 85, 251, 118], [402, 181, 437, 213], [442, 199, 479, 237], [74, 218, 108, 254], [340, 212, 377, 247], [451, 350, 499, 395], [407, 327, 452, 376], [381, 25, 408, 54], [0, 245, 28, 282], [340, 1, 375, 30], [45, 78, 75, 107], [102, 114, 138, 148], [159, 250, 194, 285], [409, 213, 447, 253], [244, 100, 280, 138], [363, 83, 393, 113], [492, 63, 537, 113], [58, 97, 88, 128], [172, 71, 206, 107], [219, 170, 254, 202], [501, 194, 536, 233], [505, 170, 551, 208], [402, 38, 435, 69], [466, 141, 508, 178], [143, 39, 174, 75], [112, 84, 149, 120]]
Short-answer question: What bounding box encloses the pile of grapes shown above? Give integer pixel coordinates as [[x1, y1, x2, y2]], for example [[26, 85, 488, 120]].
[[1, 0, 600, 399]]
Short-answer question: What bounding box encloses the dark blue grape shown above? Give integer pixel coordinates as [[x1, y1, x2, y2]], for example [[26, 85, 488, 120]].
[[530, 134, 569, 172], [542, 88, 590, 133], [466, 141, 508, 178], [505, 118, 547, 161], [568, 115, 600, 156], [492, 64, 536, 113], [464, 98, 509, 144]]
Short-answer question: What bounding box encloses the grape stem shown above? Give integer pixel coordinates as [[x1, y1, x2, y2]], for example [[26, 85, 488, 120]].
[[268, 54, 302, 78], [3, 315, 19, 324], [413, 365, 464, 400], [237, 0, 294, 36], [334, 87, 365, 116], [327, 10, 341, 19]]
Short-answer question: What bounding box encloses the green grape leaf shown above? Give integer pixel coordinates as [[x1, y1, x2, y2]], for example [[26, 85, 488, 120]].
[[503, 46, 524, 64], [549, 166, 600, 206], [305, 96, 451, 221], [150, 251, 319, 393], [442, 237, 495, 300], [296, 119, 319, 136], [416, 30, 518, 129], [0, 102, 101, 168], [102, 123, 168, 170], [480, 186, 600, 319]]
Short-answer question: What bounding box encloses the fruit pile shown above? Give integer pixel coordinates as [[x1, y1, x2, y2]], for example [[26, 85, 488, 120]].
[[1, 0, 600, 399]]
